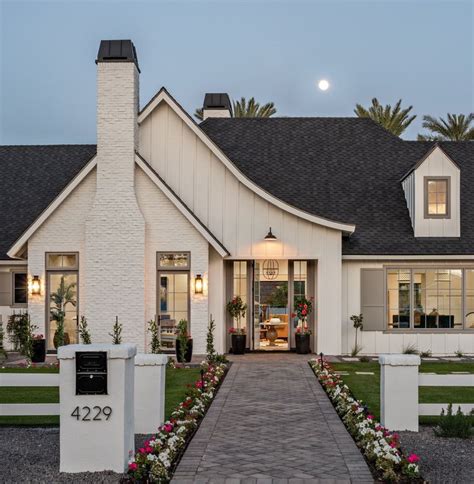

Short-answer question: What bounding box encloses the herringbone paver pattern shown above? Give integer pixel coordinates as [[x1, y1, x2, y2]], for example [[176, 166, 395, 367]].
[[172, 355, 373, 483]]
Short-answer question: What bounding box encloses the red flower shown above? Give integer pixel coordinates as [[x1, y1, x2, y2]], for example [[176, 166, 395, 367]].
[[302, 309, 307, 316], [129, 462, 137, 471], [408, 453, 420, 464]]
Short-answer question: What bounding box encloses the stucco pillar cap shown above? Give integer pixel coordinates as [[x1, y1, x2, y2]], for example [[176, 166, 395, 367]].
[[378, 354, 421, 366], [135, 353, 169, 366], [57, 343, 137, 360]]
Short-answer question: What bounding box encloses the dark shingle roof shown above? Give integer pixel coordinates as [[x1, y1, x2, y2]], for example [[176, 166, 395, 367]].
[[1, 119, 473, 259], [0, 145, 96, 259], [200, 118, 474, 255]]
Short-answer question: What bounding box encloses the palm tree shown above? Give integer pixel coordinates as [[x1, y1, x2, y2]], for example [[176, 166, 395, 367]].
[[417, 113, 474, 141], [354, 98, 416, 136], [195, 96, 277, 121]]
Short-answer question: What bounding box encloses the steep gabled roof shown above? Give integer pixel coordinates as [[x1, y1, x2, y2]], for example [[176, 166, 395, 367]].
[[0, 145, 96, 260], [200, 118, 474, 255]]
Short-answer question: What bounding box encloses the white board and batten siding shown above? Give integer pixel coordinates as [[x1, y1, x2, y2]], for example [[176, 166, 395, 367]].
[[342, 260, 474, 355], [138, 102, 341, 260]]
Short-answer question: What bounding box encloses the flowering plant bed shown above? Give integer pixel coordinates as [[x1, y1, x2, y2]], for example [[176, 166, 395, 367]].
[[127, 361, 228, 483], [310, 359, 422, 483]]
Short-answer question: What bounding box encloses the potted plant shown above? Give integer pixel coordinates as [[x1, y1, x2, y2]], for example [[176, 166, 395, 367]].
[[175, 319, 193, 363], [31, 334, 46, 363], [227, 296, 247, 354], [294, 296, 313, 354]]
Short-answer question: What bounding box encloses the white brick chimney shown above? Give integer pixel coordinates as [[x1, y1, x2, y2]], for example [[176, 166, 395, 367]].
[[85, 40, 146, 348]]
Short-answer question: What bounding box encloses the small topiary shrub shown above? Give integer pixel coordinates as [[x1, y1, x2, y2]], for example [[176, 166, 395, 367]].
[[435, 403, 473, 439]]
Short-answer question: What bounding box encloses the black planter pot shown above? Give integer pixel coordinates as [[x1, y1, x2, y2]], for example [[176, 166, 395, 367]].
[[295, 333, 311, 354], [31, 339, 46, 363], [231, 334, 246, 355], [175, 338, 193, 363]]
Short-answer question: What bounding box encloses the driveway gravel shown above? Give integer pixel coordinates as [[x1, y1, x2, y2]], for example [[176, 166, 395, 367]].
[[0, 427, 150, 483], [400, 426, 474, 484]]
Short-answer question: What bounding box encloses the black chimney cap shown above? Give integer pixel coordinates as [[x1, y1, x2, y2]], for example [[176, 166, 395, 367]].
[[96, 40, 140, 72], [203, 93, 232, 114]]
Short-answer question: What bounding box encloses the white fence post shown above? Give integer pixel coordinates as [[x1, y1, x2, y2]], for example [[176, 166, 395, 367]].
[[379, 354, 420, 432], [134, 353, 168, 434], [58, 344, 137, 473]]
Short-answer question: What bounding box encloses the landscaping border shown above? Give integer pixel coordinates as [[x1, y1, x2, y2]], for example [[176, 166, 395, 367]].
[[126, 360, 228, 483], [309, 358, 422, 483]]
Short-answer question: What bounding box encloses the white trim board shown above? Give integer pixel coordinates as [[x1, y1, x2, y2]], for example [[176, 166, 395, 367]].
[[0, 403, 59, 416], [419, 403, 474, 416], [7, 156, 97, 259], [138, 88, 356, 235], [0, 373, 59, 387]]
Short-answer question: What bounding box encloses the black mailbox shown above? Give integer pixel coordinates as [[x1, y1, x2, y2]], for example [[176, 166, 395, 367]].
[[76, 351, 107, 395]]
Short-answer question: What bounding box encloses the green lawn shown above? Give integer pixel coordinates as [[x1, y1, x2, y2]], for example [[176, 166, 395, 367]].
[[0, 367, 201, 427], [330, 361, 474, 425]]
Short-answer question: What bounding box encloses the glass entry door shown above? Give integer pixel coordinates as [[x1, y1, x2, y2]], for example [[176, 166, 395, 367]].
[[158, 272, 189, 349], [253, 260, 289, 350]]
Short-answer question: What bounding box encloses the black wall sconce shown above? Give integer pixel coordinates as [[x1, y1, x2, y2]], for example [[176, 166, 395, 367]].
[[31, 275, 41, 296], [264, 227, 277, 241], [195, 274, 203, 294]]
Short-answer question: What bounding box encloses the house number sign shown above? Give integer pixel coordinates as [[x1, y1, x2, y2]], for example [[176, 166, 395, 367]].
[[71, 405, 112, 421]]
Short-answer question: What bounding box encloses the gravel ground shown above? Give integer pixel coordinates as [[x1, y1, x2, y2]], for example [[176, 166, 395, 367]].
[[0, 427, 151, 483], [400, 426, 474, 484]]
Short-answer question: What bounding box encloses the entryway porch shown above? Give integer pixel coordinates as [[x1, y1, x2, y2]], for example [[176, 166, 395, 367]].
[[226, 259, 317, 353]]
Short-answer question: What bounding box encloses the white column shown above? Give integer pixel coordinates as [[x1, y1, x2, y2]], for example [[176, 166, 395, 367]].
[[134, 353, 168, 434], [379, 354, 420, 431], [58, 344, 137, 473]]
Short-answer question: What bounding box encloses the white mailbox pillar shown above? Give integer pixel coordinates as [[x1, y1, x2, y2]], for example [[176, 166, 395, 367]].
[[379, 354, 420, 432], [134, 353, 168, 434], [58, 343, 137, 473]]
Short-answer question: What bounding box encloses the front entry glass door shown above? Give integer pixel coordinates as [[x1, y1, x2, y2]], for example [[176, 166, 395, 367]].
[[158, 272, 189, 350], [253, 260, 289, 350]]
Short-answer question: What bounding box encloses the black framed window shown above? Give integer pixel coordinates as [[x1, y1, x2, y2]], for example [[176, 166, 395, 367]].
[[13, 272, 27, 305]]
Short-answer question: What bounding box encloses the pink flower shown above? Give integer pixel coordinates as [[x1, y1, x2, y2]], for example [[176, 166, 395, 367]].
[[302, 309, 307, 316], [390, 441, 397, 448], [138, 447, 145, 454], [408, 454, 420, 464], [145, 446, 153, 453], [128, 462, 137, 471], [163, 423, 173, 433], [367, 414, 374, 420], [195, 380, 203, 389]]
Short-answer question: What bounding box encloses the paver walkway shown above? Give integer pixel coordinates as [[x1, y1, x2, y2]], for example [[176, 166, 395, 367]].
[[172, 354, 373, 483]]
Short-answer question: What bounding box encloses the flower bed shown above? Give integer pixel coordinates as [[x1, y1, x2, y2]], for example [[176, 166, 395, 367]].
[[127, 361, 228, 483], [310, 359, 421, 482]]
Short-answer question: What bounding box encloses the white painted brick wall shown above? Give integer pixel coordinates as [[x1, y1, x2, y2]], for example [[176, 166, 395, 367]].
[[136, 168, 209, 354], [28, 171, 96, 339], [84, 62, 145, 350]]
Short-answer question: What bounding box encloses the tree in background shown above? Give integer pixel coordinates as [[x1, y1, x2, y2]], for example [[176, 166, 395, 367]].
[[206, 315, 216, 362], [194, 96, 277, 121], [109, 316, 123, 344], [78, 316, 92, 344], [148, 318, 162, 354], [354, 98, 416, 136], [417, 113, 474, 141]]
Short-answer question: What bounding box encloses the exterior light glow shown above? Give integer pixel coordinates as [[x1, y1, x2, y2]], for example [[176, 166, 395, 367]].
[[264, 227, 277, 241], [195, 274, 203, 294], [31, 275, 41, 295]]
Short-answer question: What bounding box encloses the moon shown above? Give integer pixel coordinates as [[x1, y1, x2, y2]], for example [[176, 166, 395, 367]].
[[318, 79, 330, 91]]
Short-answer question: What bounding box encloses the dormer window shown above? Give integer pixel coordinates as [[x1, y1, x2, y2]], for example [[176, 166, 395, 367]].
[[425, 177, 450, 219]]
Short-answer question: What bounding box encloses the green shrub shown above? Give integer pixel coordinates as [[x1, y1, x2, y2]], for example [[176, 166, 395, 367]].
[[435, 404, 473, 439], [359, 355, 370, 363], [109, 316, 122, 344], [147, 318, 161, 354], [420, 349, 432, 358], [7, 313, 37, 358], [78, 316, 92, 344], [402, 343, 418, 354]]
